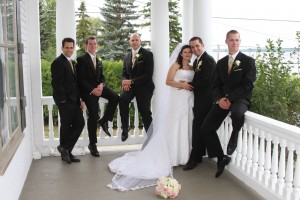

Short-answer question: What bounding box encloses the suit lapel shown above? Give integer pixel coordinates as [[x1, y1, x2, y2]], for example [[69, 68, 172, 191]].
[[61, 54, 76, 79]]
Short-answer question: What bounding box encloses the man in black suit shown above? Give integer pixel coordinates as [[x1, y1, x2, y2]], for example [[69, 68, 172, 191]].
[[183, 37, 216, 171], [77, 36, 118, 157], [119, 33, 155, 142], [51, 38, 84, 164], [201, 30, 256, 177]]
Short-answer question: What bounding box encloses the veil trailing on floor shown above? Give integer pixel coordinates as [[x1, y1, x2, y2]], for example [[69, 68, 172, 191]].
[[107, 44, 187, 191]]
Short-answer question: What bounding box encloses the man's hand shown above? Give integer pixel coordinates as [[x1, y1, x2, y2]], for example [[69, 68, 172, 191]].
[[91, 87, 102, 96], [80, 100, 85, 110], [122, 80, 132, 91], [218, 97, 231, 110], [179, 80, 193, 90]]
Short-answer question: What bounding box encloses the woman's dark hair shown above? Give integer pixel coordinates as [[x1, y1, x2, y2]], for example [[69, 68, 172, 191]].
[[176, 45, 191, 69]]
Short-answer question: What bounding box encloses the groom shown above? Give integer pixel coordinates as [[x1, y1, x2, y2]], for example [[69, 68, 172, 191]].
[[183, 37, 216, 171], [119, 33, 155, 142], [201, 30, 256, 177]]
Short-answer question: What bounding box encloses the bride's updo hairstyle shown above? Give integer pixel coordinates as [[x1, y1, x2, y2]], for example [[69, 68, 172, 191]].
[[176, 45, 191, 69]]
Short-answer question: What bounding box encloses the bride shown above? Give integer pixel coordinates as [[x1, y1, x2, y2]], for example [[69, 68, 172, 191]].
[[107, 44, 195, 191]]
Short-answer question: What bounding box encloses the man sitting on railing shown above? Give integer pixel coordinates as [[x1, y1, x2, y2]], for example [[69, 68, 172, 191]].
[[200, 30, 256, 178]]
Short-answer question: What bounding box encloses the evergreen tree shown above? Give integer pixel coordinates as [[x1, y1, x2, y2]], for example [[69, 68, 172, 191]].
[[99, 0, 139, 61], [39, 0, 56, 61], [169, 0, 182, 54], [141, 0, 182, 54], [76, 2, 94, 56]]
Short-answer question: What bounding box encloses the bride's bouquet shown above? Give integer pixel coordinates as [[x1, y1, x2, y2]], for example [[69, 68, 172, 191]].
[[155, 177, 181, 199]]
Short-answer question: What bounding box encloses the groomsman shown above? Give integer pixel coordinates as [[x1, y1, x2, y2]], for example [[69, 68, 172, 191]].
[[183, 37, 216, 171], [119, 33, 155, 142], [201, 30, 256, 177], [51, 38, 84, 164], [76, 36, 119, 157]]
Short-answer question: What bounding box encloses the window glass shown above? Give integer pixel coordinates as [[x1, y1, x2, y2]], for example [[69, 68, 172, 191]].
[[8, 47, 18, 134], [0, 0, 4, 43], [6, 0, 14, 43]]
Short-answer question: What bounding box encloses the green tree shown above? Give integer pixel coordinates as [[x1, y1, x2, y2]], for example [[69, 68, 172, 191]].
[[141, 0, 182, 53], [99, 0, 139, 61], [76, 1, 94, 56], [251, 37, 300, 126], [39, 0, 56, 61]]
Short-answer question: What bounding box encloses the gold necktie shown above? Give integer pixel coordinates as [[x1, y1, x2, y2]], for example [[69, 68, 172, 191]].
[[228, 55, 233, 73], [69, 60, 74, 74], [132, 50, 137, 64], [92, 57, 96, 69]]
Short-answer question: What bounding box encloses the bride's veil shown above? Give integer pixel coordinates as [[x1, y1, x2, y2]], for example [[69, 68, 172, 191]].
[[141, 43, 187, 149]]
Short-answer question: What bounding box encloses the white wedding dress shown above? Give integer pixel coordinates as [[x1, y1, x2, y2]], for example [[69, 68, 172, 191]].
[[107, 66, 194, 191]]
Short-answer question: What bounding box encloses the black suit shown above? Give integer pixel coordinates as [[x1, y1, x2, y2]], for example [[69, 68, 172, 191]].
[[76, 53, 118, 145], [188, 51, 216, 162], [201, 52, 256, 158], [51, 54, 84, 153], [119, 47, 154, 131]]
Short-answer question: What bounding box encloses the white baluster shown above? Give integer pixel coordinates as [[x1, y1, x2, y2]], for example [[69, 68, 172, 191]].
[[82, 107, 89, 145], [263, 132, 272, 186], [257, 130, 265, 182], [241, 124, 248, 170], [133, 99, 139, 137], [236, 128, 243, 168], [269, 136, 279, 191], [283, 143, 295, 200], [116, 105, 122, 137], [291, 145, 300, 200], [99, 100, 105, 139], [251, 127, 259, 178], [276, 139, 286, 196], [48, 104, 54, 141], [246, 125, 253, 174]]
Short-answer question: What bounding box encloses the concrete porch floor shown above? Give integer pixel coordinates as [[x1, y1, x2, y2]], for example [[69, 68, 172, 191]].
[[20, 145, 264, 200]]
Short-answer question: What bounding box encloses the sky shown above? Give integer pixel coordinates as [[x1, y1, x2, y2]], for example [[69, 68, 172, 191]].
[[75, 0, 300, 49]]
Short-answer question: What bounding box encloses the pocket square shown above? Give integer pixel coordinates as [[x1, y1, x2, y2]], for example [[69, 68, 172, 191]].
[[233, 69, 242, 72]]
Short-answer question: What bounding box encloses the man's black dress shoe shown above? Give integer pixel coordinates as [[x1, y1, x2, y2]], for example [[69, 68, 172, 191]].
[[61, 149, 71, 164], [57, 145, 63, 153], [69, 153, 81, 162], [98, 120, 111, 137], [215, 155, 231, 178], [121, 127, 130, 142], [88, 144, 100, 157], [183, 161, 198, 171], [227, 132, 239, 155]]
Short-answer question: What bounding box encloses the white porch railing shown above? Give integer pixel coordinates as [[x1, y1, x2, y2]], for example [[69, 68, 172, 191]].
[[40, 96, 146, 157], [39, 96, 300, 200]]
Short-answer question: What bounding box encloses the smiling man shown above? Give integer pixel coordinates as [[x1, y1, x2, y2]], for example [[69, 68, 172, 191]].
[[119, 33, 155, 142], [200, 30, 256, 178]]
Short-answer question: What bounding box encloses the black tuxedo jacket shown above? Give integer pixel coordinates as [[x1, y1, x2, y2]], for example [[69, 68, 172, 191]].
[[122, 47, 154, 92], [191, 51, 216, 109], [76, 52, 106, 99], [51, 54, 80, 105], [212, 52, 256, 103]]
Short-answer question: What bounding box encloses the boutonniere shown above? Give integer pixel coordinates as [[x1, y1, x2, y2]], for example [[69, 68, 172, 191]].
[[233, 60, 241, 70], [135, 53, 142, 62], [195, 60, 202, 72], [96, 57, 102, 65], [71, 59, 77, 66]]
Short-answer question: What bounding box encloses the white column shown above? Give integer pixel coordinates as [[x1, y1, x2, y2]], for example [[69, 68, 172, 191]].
[[193, 0, 213, 54], [182, 0, 193, 43], [151, 0, 169, 113], [56, 0, 76, 58], [27, 0, 43, 158]]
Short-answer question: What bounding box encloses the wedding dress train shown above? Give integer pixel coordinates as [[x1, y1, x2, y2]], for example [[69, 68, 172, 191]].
[[107, 68, 194, 191]]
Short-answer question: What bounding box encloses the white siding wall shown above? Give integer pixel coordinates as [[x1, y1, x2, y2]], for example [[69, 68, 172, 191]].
[[0, 1, 34, 199]]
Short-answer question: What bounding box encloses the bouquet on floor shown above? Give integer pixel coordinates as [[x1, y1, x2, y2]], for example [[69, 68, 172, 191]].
[[155, 177, 181, 199]]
